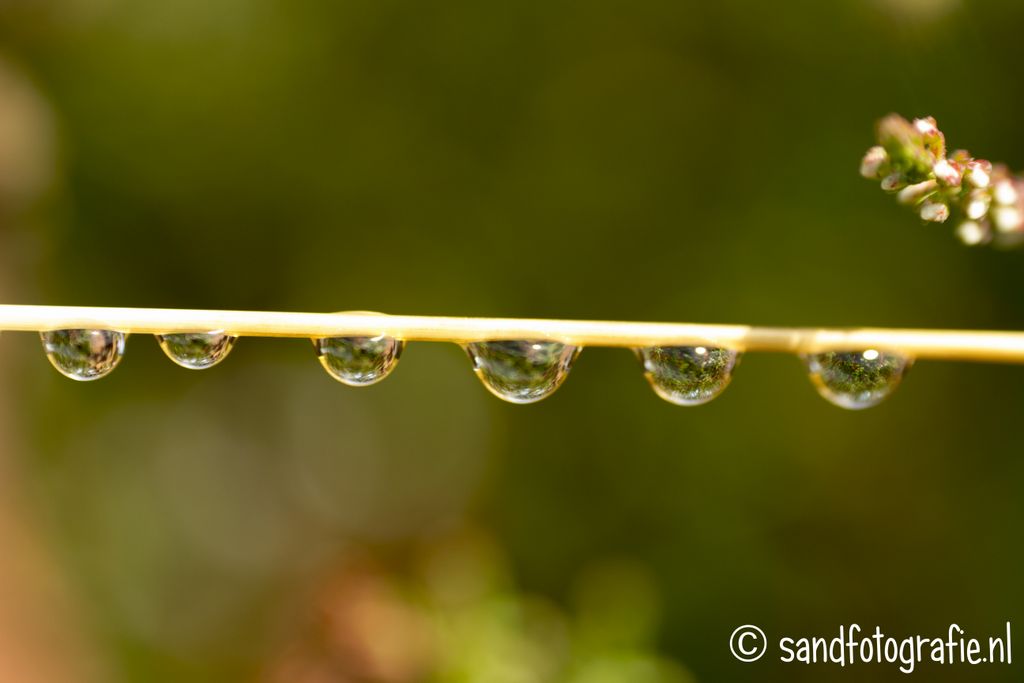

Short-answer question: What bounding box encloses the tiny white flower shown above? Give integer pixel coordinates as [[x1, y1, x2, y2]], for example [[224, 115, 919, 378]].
[[955, 220, 987, 245], [994, 179, 1018, 206], [966, 162, 991, 189], [920, 201, 949, 222], [932, 159, 961, 187], [860, 146, 888, 178], [966, 195, 990, 220], [992, 206, 1022, 233]]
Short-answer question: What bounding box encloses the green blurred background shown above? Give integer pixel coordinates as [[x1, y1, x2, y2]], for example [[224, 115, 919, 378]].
[[0, 0, 1022, 681]]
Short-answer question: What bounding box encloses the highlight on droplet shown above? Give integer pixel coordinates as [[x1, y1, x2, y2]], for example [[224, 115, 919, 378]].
[[313, 335, 405, 386], [464, 340, 580, 404], [157, 331, 237, 369], [636, 345, 740, 406], [40, 329, 126, 381], [803, 348, 912, 409]]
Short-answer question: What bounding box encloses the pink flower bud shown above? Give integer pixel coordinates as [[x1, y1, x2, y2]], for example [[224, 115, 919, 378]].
[[965, 161, 991, 189], [897, 179, 937, 205], [913, 117, 939, 136], [913, 116, 945, 159], [920, 200, 949, 222], [860, 146, 888, 178], [932, 159, 961, 187], [880, 172, 906, 192], [949, 149, 972, 164]]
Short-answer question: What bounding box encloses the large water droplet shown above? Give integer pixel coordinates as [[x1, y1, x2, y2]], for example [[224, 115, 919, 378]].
[[804, 349, 912, 409], [41, 329, 126, 381], [637, 345, 740, 406], [314, 335, 404, 386], [157, 331, 237, 369], [464, 340, 579, 404]]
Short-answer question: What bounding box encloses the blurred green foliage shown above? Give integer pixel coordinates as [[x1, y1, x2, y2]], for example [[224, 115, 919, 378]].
[[1, 0, 1024, 681]]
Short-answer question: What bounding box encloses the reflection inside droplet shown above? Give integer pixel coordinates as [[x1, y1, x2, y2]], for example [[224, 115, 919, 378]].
[[804, 349, 912, 409], [636, 345, 740, 406], [41, 329, 126, 381], [157, 331, 237, 369], [314, 335, 405, 386], [464, 340, 579, 404]]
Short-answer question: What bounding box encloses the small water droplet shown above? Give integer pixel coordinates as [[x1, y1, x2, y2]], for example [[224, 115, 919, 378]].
[[157, 331, 237, 369], [804, 349, 912, 409], [314, 335, 404, 386], [41, 329, 126, 381], [464, 340, 579, 404], [637, 346, 740, 405]]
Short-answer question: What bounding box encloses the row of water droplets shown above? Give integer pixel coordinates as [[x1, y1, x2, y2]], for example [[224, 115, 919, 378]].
[[38, 330, 912, 409]]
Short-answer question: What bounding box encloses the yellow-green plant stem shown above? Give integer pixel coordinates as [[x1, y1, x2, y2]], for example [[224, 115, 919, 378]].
[[1, 305, 1023, 363]]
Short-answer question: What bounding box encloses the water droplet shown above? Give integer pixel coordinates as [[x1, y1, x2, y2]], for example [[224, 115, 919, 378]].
[[804, 349, 912, 409], [464, 340, 579, 404], [637, 345, 740, 406], [314, 335, 404, 386], [41, 329, 126, 381], [157, 331, 237, 369]]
